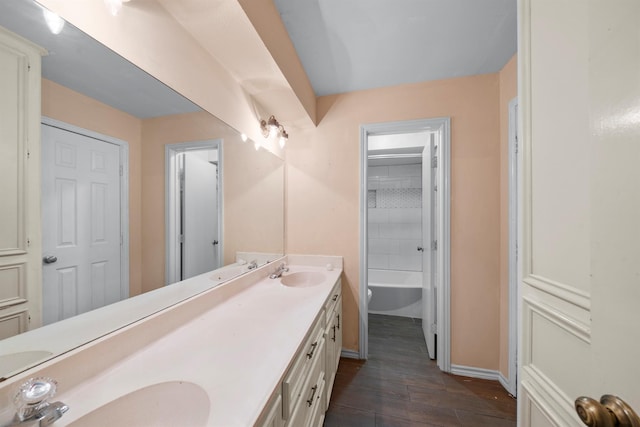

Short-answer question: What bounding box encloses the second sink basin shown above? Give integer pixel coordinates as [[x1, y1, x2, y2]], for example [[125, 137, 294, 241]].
[[67, 381, 210, 427], [280, 271, 325, 288]]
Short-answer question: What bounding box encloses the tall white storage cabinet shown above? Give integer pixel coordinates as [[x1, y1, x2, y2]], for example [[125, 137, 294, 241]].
[[0, 26, 44, 339]]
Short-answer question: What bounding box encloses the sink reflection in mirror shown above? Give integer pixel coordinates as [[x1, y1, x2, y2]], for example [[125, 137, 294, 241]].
[[0, 0, 283, 379], [67, 382, 210, 427], [280, 272, 327, 288]]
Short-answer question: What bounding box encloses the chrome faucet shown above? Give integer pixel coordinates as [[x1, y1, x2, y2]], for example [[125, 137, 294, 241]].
[[269, 262, 289, 279], [247, 260, 258, 270], [8, 378, 69, 427]]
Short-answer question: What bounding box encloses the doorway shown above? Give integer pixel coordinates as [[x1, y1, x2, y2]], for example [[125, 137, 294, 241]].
[[165, 140, 223, 284], [359, 118, 451, 371], [41, 118, 129, 325]]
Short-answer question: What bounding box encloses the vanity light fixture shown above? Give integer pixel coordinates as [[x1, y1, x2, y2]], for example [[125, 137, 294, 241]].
[[42, 8, 65, 34], [260, 115, 289, 149]]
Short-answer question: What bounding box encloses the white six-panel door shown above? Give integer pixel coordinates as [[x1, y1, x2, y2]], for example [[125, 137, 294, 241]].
[[519, 1, 640, 425], [41, 124, 122, 325]]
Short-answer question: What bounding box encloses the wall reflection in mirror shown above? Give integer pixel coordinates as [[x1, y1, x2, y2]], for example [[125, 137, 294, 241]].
[[0, 0, 284, 379]]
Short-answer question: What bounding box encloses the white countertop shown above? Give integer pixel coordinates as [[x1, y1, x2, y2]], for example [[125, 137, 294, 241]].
[[53, 261, 342, 426]]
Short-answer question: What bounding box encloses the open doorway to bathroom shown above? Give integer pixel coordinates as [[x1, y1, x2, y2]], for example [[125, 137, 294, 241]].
[[165, 140, 223, 284], [360, 118, 451, 372]]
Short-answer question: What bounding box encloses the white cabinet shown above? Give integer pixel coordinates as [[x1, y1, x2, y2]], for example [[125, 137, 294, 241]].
[[324, 281, 342, 409], [0, 26, 44, 339], [269, 278, 341, 427], [283, 311, 325, 425]]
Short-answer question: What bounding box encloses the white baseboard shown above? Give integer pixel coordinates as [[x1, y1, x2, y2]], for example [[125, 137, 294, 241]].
[[451, 365, 516, 396], [340, 349, 360, 359], [450, 364, 501, 381], [498, 371, 516, 396]]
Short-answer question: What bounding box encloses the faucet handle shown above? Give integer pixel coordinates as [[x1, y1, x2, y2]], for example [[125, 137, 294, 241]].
[[14, 377, 57, 421]]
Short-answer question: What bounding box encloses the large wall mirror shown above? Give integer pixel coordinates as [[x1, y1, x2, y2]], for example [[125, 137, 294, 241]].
[[0, 0, 284, 379]]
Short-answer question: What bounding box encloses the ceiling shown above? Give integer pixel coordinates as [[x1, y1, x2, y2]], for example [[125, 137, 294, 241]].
[[273, 0, 517, 96]]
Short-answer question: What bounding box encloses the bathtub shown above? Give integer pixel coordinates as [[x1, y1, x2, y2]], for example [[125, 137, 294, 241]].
[[368, 269, 422, 318]]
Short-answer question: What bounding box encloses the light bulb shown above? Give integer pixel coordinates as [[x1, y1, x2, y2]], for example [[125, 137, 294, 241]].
[[279, 136, 286, 149], [254, 140, 261, 151], [42, 9, 65, 34], [240, 133, 248, 142]]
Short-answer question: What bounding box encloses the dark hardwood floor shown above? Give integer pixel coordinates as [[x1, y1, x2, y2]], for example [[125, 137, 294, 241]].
[[324, 314, 516, 427]]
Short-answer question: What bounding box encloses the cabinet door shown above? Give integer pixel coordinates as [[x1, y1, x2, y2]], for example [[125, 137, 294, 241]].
[[257, 393, 283, 427], [0, 27, 43, 337], [334, 298, 342, 370]]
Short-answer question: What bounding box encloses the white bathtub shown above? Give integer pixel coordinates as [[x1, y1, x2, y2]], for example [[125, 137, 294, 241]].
[[367, 269, 422, 318]]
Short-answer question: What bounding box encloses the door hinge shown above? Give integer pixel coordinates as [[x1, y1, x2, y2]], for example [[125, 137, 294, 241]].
[[28, 315, 32, 323], [27, 149, 30, 159], [180, 234, 185, 243], [431, 240, 438, 251], [27, 64, 31, 72], [431, 323, 437, 333], [27, 238, 31, 247], [431, 156, 438, 169]]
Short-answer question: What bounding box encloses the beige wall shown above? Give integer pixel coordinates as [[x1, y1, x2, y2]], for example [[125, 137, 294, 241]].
[[287, 74, 503, 368], [139, 112, 284, 292], [498, 55, 517, 377], [41, 79, 143, 296]]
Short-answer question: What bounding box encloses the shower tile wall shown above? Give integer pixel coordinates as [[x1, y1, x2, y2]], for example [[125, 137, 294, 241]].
[[368, 164, 422, 272]]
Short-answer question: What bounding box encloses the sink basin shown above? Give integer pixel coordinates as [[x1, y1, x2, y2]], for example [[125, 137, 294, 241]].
[[68, 381, 210, 427], [280, 271, 325, 288], [0, 351, 53, 376]]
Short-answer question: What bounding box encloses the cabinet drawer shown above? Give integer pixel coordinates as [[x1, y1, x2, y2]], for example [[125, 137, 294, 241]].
[[324, 280, 341, 324], [282, 313, 324, 419], [287, 340, 326, 427]]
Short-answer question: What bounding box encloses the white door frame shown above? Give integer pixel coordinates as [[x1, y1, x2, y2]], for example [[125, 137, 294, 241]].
[[165, 140, 223, 284], [41, 116, 130, 300], [506, 97, 520, 396], [359, 117, 451, 372]]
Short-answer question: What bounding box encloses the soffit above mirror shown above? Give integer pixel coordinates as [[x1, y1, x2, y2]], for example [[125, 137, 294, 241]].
[[151, 0, 317, 128]]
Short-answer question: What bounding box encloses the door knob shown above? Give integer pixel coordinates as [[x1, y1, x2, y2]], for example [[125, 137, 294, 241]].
[[575, 395, 640, 427], [417, 246, 424, 252], [43, 256, 58, 264]]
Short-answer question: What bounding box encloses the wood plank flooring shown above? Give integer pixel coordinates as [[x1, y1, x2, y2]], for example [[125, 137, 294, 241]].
[[324, 314, 516, 426]]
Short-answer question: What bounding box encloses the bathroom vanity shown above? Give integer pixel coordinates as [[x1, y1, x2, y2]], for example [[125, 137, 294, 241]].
[[0, 256, 343, 426]]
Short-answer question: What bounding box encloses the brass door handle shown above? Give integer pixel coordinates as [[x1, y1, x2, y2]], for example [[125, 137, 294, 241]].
[[575, 395, 640, 427]]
